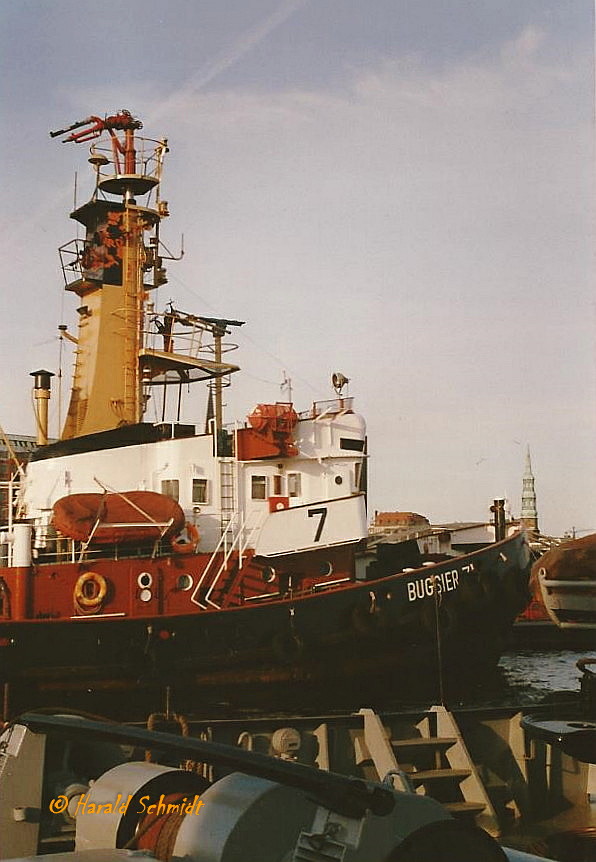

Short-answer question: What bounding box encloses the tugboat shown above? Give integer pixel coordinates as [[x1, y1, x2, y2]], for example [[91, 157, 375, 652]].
[[0, 111, 532, 716]]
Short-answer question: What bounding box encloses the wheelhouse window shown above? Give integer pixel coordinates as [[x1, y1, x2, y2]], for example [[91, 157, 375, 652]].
[[273, 474, 283, 496], [251, 475, 267, 500], [192, 478, 209, 505], [161, 479, 180, 501], [354, 463, 362, 491], [287, 472, 301, 498], [340, 437, 365, 451]]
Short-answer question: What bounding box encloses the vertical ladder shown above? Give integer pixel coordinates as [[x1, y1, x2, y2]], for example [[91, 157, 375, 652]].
[[219, 457, 236, 536], [356, 707, 500, 837]]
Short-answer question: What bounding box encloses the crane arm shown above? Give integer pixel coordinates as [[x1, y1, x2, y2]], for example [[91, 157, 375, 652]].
[[50, 110, 143, 144]]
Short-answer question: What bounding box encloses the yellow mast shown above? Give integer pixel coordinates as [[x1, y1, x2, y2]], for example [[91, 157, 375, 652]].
[[121, 202, 143, 425], [50, 111, 242, 443]]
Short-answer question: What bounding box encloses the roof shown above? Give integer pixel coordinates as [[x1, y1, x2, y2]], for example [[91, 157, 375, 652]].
[[374, 511, 430, 527]]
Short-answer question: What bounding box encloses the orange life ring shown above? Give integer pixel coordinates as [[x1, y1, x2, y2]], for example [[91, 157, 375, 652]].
[[171, 522, 200, 555], [74, 571, 108, 612]]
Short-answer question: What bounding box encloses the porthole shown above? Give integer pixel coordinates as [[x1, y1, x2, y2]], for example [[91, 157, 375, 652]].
[[334, 475, 343, 485], [262, 566, 276, 584], [176, 573, 194, 591], [137, 572, 153, 589], [319, 561, 333, 577], [139, 588, 152, 603]]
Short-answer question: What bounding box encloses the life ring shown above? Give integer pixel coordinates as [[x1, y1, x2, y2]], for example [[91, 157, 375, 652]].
[[171, 522, 200, 555], [74, 571, 108, 612]]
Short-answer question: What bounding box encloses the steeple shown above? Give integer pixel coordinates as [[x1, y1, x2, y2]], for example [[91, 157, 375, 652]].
[[520, 445, 539, 535]]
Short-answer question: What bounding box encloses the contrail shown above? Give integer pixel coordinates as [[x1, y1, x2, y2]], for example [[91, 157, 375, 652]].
[[149, 0, 310, 123]]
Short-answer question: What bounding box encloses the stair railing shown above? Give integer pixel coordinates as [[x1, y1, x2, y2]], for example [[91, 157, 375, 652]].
[[190, 508, 266, 610]]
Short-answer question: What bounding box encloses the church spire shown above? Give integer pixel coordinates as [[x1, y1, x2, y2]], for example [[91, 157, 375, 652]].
[[520, 445, 539, 535]]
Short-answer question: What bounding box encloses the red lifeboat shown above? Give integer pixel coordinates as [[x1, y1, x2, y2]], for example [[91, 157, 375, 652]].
[[52, 490, 186, 544], [237, 403, 299, 460]]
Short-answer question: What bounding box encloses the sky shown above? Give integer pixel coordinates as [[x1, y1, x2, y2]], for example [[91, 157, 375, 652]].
[[0, 0, 594, 537]]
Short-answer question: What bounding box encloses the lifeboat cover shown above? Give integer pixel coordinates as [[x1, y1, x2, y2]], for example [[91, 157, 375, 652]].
[[52, 490, 186, 544]]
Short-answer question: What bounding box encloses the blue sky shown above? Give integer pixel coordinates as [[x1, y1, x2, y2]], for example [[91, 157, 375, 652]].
[[1, 0, 594, 536]]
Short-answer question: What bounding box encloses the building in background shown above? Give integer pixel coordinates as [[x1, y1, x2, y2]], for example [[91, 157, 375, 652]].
[[520, 445, 539, 536]]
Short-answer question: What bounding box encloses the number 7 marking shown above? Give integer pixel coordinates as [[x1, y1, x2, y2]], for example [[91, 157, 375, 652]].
[[308, 507, 328, 542]]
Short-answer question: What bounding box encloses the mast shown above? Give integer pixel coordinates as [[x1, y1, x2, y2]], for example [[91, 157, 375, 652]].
[[50, 111, 242, 441]]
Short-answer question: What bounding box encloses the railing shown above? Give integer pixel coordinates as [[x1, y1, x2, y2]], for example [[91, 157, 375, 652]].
[[0, 529, 174, 568], [91, 136, 168, 192], [190, 508, 266, 610], [298, 397, 354, 420]]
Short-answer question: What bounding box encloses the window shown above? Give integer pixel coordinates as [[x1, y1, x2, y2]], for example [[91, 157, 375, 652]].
[[161, 479, 179, 501], [251, 475, 267, 500], [273, 474, 283, 496], [192, 478, 209, 504], [340, 437, 365, 451], [287, 472, 301, 498], [354, 463, 362, 491]]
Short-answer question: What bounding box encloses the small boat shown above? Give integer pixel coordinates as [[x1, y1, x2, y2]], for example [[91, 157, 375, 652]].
[[535, 533, 596, 630], [0, 111, 532, 715]]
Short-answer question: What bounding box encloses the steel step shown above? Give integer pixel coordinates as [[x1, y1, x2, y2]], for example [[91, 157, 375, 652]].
[[408, 768, 471, 785], [443, 801, 487, 815], [392, 737, 457, 751]]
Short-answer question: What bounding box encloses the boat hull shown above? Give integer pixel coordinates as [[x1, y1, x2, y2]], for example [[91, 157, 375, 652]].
[[535, 533, 596, 630], [0, 532, 531, 718]]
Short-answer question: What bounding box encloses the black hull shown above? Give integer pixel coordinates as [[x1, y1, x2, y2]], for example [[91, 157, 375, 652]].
[[0, 533, 531, 719]]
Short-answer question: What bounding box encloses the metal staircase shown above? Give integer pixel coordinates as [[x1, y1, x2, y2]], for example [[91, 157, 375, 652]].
[[356, 707, 500, 836]]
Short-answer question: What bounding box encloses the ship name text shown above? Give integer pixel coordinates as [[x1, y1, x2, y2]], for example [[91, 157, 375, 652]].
[[406, 563, 474, 603]]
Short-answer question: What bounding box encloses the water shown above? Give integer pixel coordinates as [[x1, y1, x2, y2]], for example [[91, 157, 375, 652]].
[[495, 648, 595, 707], [440, 648, 596, 712]]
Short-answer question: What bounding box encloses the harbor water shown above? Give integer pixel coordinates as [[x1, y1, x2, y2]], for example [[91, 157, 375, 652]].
[[495, 648, 595, 706], [443, 648, 596, 712], [189, 647, 596, 721]]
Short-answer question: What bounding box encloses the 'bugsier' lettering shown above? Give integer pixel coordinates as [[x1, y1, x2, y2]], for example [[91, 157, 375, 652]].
[[407, 569, 460, 602]]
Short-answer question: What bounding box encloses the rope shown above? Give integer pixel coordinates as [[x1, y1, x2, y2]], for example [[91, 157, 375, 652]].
[[92, 478, 161, 524]]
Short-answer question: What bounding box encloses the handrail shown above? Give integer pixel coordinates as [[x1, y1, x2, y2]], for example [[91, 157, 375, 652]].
[[190, 517, 236, 609], [204, 509, 266, 609], [189, 507, 266, 610]]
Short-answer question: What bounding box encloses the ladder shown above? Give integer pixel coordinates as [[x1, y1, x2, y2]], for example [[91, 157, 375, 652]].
[[355, 707, 500, 837], [219, 457, 235, 536]]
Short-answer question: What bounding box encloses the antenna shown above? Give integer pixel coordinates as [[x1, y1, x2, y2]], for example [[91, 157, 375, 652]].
[[281, 371, 293, 402]]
